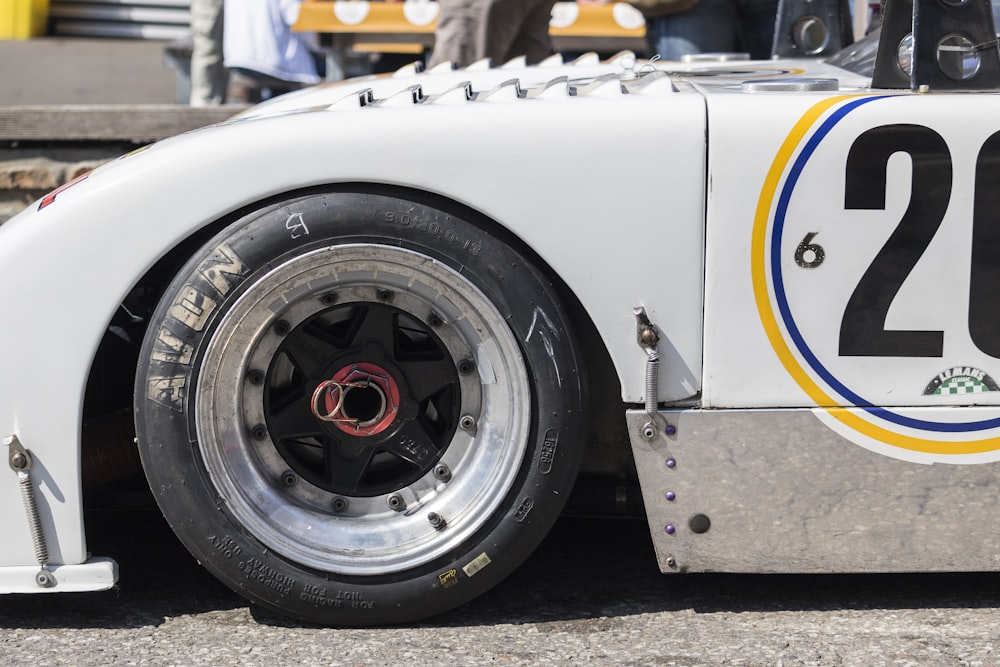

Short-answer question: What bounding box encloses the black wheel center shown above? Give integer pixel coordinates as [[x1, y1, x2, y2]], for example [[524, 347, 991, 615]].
[[261, 301, 461, 497]]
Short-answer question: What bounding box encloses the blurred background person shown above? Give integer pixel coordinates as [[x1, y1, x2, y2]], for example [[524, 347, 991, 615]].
[[428, 0, 557, 67], [580, 0, 778, 61], [644, 0, 778, 60], [189, 0, 228, 106], [224, 0, 322, 103]]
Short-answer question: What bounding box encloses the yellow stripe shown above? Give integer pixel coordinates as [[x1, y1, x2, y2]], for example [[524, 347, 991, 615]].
[[751, 96, 1000, 455]]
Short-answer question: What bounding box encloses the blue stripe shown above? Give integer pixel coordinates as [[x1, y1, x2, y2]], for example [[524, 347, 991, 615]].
[[769, 96, 1000, 433]]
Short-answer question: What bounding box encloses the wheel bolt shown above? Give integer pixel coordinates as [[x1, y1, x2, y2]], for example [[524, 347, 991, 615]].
[[428, 512, 446, 530], [377, 289, 393, 302], [251, 424, 268, 440], [428, 313, 443, 327], [459, 415, 476, 431], [458, 359, 475, 375], [248, 369, 265, 385], [281, 470, 298, 487], [387, 494, 406, 511], [433, 464, 452, 482], [274, 319, 291, 336], [319, 293, 337, 306], [331, 497, 349, 513]]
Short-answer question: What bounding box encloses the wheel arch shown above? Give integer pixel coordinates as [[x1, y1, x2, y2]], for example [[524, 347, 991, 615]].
[[81, 182, 630, 493]]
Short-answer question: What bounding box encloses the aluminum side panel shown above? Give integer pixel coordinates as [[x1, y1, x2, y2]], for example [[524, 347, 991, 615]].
[[629, 409, 1000, 574]]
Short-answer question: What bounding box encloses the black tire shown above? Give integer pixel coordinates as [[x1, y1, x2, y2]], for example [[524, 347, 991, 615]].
[[134, 189, 585, 625]]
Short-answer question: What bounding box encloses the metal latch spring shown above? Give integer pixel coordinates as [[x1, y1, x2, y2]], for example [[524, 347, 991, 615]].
[[6, 435, 55, 588], [634, 307, 662, 440]]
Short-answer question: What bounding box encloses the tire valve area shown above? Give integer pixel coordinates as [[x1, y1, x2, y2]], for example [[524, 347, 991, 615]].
[[428, 512, 447, 531]]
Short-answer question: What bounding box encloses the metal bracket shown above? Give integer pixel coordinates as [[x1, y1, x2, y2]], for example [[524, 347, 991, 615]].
[[634, 307, 673, 440], [5, 435, 55, 588], [770, 0, 855, 58], [872, 0, 1000, 91]]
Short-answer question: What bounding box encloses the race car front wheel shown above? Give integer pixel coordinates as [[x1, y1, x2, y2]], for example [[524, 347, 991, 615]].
[[134, 189, 584, 625]]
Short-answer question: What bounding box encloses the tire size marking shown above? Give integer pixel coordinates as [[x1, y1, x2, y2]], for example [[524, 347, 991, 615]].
[[379, 210, 483, 256]]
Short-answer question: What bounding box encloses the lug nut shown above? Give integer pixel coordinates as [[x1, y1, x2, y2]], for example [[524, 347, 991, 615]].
[[273, 319, 291, 336], [280, 470, 297, 487], [319, 293, 337, 305], [387, 494, 406, 511], [433, 464, 452, 482], [459, 415, 476, 431], [428, 313, 443, 327], [251, 424, 268, 440], [331, 497, 349, 513], [428, 512, 446, 530], [248, 369, 265, 385], [377, 289, 393, 302], [458, 359, 475, 375]]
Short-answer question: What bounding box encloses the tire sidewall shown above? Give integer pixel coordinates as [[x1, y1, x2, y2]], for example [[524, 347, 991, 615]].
[[135, 190, 584, 625]]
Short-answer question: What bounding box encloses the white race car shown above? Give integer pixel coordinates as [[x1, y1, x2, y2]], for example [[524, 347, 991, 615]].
[[3, 0, 1000, 626]]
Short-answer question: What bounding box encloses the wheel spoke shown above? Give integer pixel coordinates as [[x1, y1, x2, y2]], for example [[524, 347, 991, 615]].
[[281, 326, 346, 380], [350, 305, 397, 352], [395, 358, 457, 403], [382, 422, 442, 468], [325, 444, 374, 494], [268, 399, 325, 441]]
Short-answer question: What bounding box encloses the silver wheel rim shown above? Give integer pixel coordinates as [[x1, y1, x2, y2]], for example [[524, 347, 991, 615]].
[[196, 244, 530, 576]]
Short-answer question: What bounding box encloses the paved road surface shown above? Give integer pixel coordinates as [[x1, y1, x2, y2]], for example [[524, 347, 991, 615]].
[[0, 493, 997, 666]]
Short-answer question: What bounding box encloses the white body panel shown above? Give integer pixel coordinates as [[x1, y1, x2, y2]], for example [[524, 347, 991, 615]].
[[0, 60, 708, 571], [702, 87, 1000, 464]]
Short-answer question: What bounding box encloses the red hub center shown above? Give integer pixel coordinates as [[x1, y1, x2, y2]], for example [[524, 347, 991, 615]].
[[310, 362, 401, 436]]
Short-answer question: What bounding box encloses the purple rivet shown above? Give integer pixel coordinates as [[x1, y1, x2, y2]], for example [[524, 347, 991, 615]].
[[666, 458, 676, 469], [665, 524, 676, 535], [665, 491, 676, 501], [665, 424, 677, 436]]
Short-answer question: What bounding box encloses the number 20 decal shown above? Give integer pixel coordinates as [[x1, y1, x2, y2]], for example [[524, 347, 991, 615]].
[[839, 124, 1000, 359], [752, 95, 1000, 461]]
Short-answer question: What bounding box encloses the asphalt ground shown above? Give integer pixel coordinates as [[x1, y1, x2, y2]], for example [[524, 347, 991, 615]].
[[0, 37, 178, 105], [1, 495, 999, 666]]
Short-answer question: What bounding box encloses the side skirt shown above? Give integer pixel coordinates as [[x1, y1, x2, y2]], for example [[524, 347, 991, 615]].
[[628, 409, 1000, 574]]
